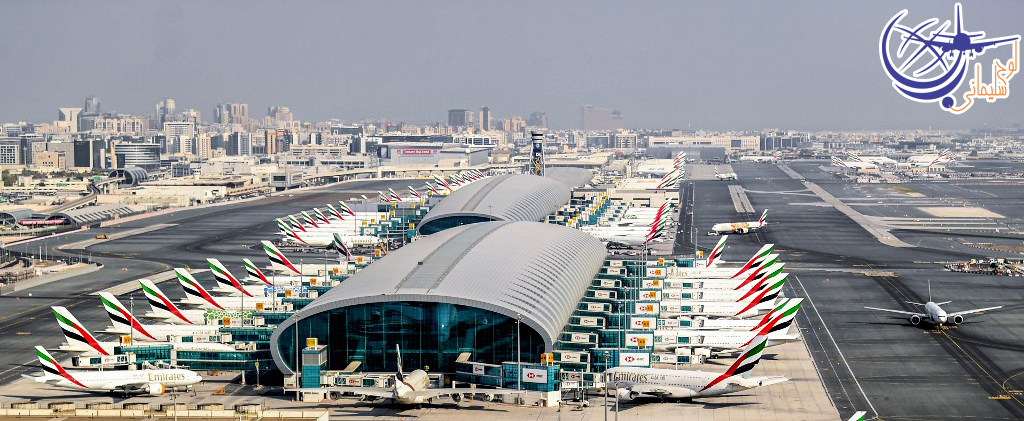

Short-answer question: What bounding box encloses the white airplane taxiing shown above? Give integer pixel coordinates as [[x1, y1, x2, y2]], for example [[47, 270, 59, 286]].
[[865, 282, 1002, 327], [710, 210, 767, 235]]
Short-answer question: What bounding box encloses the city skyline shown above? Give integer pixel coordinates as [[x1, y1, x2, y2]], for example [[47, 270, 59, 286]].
[[1, 1, 1022, 131]]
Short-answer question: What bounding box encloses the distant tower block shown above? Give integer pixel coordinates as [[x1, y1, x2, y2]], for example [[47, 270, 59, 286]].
[[531, 131, 545, 176]]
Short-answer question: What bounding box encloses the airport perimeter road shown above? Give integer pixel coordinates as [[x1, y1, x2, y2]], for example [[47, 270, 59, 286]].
[[691, 162, 1024, 420], [0, 179, 416, 386]]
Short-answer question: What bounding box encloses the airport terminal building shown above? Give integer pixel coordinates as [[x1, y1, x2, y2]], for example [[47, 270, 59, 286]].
[[270, 221, 607, 375]]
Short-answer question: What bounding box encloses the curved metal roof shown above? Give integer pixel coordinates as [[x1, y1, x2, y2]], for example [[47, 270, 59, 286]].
[[417, 174, 571, 235], [543, 167, 594, 189], [270, 221, 606, 374]]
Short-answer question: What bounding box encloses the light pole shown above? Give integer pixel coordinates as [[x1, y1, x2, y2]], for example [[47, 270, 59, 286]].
[[171, 386, 178, 421], [516, 314, 522, 405]]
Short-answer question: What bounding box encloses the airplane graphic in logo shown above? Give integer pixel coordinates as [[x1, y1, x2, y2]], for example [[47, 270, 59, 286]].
[[880, 3, 1019, 114]]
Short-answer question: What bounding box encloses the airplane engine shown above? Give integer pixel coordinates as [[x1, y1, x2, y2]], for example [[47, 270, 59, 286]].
[[950, 314, 964, 325], [450, 393, 464, 402], [144, 383, 165, 396], [616, 388, 638, 402], [909, 315, 922, 326], [737, 228, 748, 234]]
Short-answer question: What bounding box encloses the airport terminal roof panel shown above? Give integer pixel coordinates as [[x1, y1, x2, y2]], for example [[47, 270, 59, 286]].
[[416, 174, 572, 234], [543, 167, 594, 189], [275, 221, 606, 352]]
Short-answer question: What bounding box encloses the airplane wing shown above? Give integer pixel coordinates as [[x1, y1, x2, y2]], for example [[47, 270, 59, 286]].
[[292, 386, 395, 399], [628, 384, 698, 399], [949, 306, 1003, 317], [864, 307, 923, 317], [405, 387, 525, 399]]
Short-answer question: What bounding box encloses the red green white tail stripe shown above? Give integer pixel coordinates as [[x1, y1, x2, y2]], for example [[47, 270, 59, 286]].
[[313, 208, 331, 224], [706, 235, 728, 267], [140, 279, 193, 324], [208, 258, 252, 297], [732, 244, 774, 278], [738, 266, 787, 301], [52, 306, 107, 355], [327, 204, 345, 220], [407, 186, 421, 199], [735, 275, 786, 316], [175, 268, 223, 309], [243, 258, 270, 285], [302, 211, 319, 228], [338, 201, 356, 216], [98, 292, 156, 340], [701, 335, 767, 391], [332, 233, 352, 260], [288, 215, 306, 232], [35, 346, 85, 387], [734, 255, 781, 290], [745, 299, 803, 346], [262, 240, 300, 274]]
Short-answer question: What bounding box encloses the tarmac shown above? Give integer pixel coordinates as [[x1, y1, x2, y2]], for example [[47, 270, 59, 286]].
[[689, 160, 1024, 420]]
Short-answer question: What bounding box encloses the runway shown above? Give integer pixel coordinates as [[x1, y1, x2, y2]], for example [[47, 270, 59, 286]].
[[0, 178, 416, 386], [689, 162, 1024, 420]]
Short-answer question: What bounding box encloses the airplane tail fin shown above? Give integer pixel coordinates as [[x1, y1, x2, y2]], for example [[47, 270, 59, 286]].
[[395, 344, 405, 383], [338, 201, 356, 216], [140, 279, 193, 325], [832, 156, 848, 168], [262, 240, 300, 275], [332, 233, 352, 260], [326, 204, 345, 220], [759, 209, 768, 225], [732, 244, 774, 278], [735, 273, 787, 316], [208, 258, 252, 297], [98, 292, 156, 340], [52, 306, 108, 355], [175, 268, 224, 310], [243, 258, 271, 285], [734, 255, 780, 289], [701, 335, 768, 391], [752, 298, 803, 339], [35, 346, 85, 386], [706, 235, 728, 267]]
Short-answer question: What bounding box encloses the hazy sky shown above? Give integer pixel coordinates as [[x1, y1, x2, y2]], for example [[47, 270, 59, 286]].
[[1, 1, 1021, 131]]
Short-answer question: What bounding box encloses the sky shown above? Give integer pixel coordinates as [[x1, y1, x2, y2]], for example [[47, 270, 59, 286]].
[[0, 0, 1021, 131]]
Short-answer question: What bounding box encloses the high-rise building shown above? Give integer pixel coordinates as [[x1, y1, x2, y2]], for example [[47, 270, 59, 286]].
[[528, 111, 548, 128], [84, 96, 101, 114], [57, 107, 83, 132], [163, 121, 195, 155], [215, 103, 249, 125], [156, 98, 176, 127], [111, 142, 161, 171], [480, 107, 491, 131], [180, 108, 201, 125], [268, 106, 293, 122], [227, 132, 252, 156], [580, 105, 624, 131], [447, 109, 475, 128]]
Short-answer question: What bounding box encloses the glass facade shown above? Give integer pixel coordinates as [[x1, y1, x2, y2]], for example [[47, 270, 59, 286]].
[[277, 302, 544, 374], [418, 215, 494, 235]]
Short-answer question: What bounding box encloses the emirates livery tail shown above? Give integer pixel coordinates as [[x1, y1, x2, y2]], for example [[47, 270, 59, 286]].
[[243, 258, 271, 285], [52, 306, 109, 355], [140, 279, 195, 325], [208, 258, 252, 297], [706, 236, 728, 267], [98, 292, 157, 340], [175, 268, 224, 309], [262, 240, 300, 275]]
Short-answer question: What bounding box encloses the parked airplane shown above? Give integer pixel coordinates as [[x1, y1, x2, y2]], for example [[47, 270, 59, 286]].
[[263, 240, 320, 275], [51, 306, 234, 356], [737, 155, 774, 163], [715, 169, 738, 180], [26, 346, 202, 395], [650, 322, 799, 353], [847, 152, 897, 166], [710, 210, 768, 235], [604, 335, 787, 401], [292, 345, 521, 405], [175, 269, 276, 310], [831, 156, 878, 170], [140, 279, 207, 324], [98, 293, 223, 342], [278, 226, 381, 250], [865, 282, 1002, 326]]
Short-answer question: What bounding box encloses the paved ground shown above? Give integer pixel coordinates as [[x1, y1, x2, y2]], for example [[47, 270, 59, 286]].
[[0, 339, 836, 420], [0, 179, 417, 386], [691, 161, 1024, 420]]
